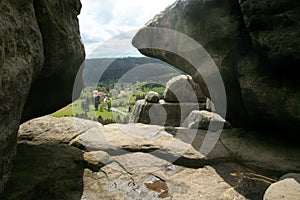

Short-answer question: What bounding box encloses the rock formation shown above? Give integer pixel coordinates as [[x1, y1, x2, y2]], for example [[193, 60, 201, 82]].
[[22, 0, 85, 122], [2, 116, 300, 199], [0, 0, 84, 192], [131, 75, 207, 127], [131, 99, 206, 126], [163, 75, 206, 103], [264, 173, 300, 200], [186, 110, 230, 130], [145, 91, 160, 103], [132, 0, 300, 137]]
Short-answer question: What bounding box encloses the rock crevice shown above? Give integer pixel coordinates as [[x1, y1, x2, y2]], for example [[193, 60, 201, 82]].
[[3, 116, 296, 199], [0, 0, 84, 192]]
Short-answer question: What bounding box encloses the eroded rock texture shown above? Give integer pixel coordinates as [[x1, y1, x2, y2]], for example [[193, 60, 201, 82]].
[[0, 0, 84, 192], [132, 0, 300, 136], [4, 116, 297, 199], [0, 0, 43, 192], [22, 0, 85, 122]]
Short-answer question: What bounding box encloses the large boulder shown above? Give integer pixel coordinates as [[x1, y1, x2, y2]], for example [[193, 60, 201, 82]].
[[240, 0, 300, 74], [0, 0, 84, 193], [145, 91, 160, 103], [130, 100, 206, 127], [0, 0, 44, 192], [163, 75, 206, 103], [22, 0, 85, 122], [186, 110, 230, 131], [132, 0, 300, 137], [17, 116, 300, 172], [3, 116, 300, 199]]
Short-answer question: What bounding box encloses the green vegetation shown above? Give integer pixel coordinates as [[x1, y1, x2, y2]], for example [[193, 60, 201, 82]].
[[50, 81, 165, 125], [50, 57, 183, 124], [83, 57, 181, 85], [50, 86, 127, 125]]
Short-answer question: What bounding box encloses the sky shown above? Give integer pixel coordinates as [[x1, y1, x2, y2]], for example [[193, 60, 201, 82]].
[[78, 0, 175, 58]]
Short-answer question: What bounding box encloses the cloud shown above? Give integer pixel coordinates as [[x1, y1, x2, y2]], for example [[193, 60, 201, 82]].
[[78, 0, 175, 58], [87, 30, 141, 58]]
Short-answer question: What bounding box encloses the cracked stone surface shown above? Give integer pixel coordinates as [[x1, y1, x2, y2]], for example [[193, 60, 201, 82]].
[[2, 116, 299, 199]]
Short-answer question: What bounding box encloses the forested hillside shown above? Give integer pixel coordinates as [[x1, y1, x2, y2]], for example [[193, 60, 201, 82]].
[[83, 57, 182, 84]]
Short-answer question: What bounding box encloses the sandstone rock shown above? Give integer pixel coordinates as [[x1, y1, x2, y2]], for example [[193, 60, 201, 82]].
[[131, 99, 206, 127], [132, 0, 248, 126], [132, 0, 300, 136], [1, 143, 84, 199], [206, 98, 216, 112], [3, 141, 273, 200], [145, 91, 160, 103], [18, 116, 300, 172], [0, 0, 44, 192], [187, 110, 230, 131], [280, 173, 300, 182], [22, 0, 85, 122], [163, 75, 206, 103], [18, 116, 101, 145], [82, 155, 271, 200], [3, 116, 300, 199], [0, 0, 84, 191], [83, 151, 111, 171], [264, 173, 300, 200], [240, 0, 300, 73]]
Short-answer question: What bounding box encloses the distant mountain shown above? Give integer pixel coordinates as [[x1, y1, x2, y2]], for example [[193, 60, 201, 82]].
[[83, 57, 182, 85]]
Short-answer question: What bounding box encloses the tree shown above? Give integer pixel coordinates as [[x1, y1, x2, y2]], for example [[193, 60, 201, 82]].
[[107, 100, 112, 111], [94, 95, 100, 110]]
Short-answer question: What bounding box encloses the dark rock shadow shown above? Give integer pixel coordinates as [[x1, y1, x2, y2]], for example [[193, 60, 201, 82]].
[[211, 162, 278, 200], [0, 143, 84, 200], [168, 128, 282, 200]]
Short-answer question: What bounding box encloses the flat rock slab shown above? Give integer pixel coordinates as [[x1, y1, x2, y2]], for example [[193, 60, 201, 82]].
[[2, 145, 273, 200], [82, 153, 272, 200], [18, 116, 300, 172], [2, 116, 294, 199], [18, 116, 102, 145]]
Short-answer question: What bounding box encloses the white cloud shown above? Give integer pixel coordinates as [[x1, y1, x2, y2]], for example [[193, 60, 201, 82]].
[[78, 0, 175, 58]]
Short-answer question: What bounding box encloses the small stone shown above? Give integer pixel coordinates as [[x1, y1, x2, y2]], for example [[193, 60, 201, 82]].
[[145, 91, 160, 103], [186, 110, 229, 131]]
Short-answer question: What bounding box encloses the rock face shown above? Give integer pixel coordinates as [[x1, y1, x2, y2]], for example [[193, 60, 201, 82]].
[[163, 75, 206, 102], [0, 0, 84, 193], [132, 0, 300, 137], [22, 0, 85, 122], [18, 116, 300, 172], [186, 110, 230, 130], [264, 173, 300, 200], [131, 100, 206, 127], [131, 75, 207, 127], [145, 91, 160, 103], [4, 116, 300, 199]]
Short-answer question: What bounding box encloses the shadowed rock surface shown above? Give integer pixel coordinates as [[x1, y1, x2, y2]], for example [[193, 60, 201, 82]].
[[131, 100, 206, 127], [132, 0, 300, 137], [3, 116, 294, 199], [263, 173, 300, 200], [163, 75, 206, 103], [22, 0, 85, 122], [0, 0, 84, 193], [131, 75, 207, 127]]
